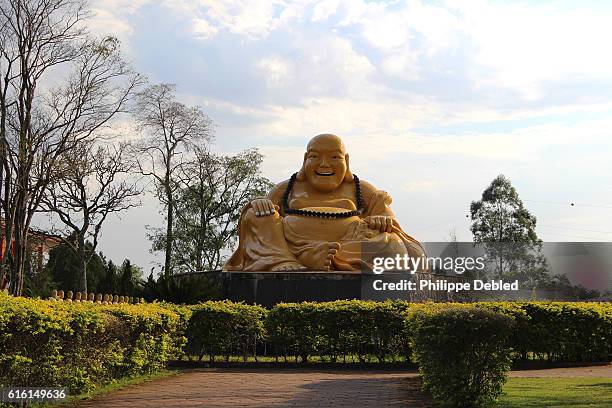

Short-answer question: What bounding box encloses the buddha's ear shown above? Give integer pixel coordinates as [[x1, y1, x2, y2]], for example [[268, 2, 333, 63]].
[[344, 153, 354, 182], [296, 152, 307, 181]]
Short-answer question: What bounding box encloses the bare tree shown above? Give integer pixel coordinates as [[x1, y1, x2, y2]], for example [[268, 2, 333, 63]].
[[134, 84, 214, 277], [41, 141, 143, 293], [0, 0, 142, 295]]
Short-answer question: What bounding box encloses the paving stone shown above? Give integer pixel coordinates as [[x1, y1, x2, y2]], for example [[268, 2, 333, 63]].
[[77, 369, 432, 408]]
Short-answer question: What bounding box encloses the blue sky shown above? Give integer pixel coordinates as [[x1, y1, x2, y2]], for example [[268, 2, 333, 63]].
[[76, 0, 612, 272]]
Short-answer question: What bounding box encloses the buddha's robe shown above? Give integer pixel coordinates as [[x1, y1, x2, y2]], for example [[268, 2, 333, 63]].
[[223, 189, 426, 272]]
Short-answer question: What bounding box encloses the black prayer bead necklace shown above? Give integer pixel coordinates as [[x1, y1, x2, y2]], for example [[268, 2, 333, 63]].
[[282, 172, 363, 218]]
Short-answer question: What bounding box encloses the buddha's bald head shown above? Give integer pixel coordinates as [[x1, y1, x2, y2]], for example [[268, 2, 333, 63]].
[[307, 134, 346, 153], [298, 133, 353, 191]]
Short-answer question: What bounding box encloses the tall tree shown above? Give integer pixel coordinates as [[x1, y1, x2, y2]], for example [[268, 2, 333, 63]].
[[149, 148, 273, 272], [46, 239, 107, 293], [40, 141, 143, 293], [117, 259, 143, 296], [134, 84, 214, 277], [470, 174, 546, 284], [0, 0, 142, 295]]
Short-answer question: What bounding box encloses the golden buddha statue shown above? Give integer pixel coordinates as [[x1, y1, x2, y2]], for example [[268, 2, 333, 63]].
[[223, 134, 426, 272]]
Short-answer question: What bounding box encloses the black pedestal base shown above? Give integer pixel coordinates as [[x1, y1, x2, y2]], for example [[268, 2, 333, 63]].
[[178, 270, 470, 307]]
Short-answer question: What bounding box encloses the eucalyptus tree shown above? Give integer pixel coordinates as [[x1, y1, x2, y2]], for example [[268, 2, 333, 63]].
[[470, 174, 546, 284]]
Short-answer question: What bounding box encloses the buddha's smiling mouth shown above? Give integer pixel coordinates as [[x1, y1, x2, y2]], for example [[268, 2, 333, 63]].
[[315, 170, 335, 176]]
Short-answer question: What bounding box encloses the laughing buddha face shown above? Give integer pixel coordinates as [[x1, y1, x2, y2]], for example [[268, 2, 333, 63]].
[[302, 134, 350, 193]]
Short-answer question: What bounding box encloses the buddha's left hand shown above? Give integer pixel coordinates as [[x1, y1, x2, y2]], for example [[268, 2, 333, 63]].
[[364, 216, 394, 233]]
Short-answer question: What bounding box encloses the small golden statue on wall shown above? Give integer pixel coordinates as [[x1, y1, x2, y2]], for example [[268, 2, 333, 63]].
[[224, 134, 425, 272]]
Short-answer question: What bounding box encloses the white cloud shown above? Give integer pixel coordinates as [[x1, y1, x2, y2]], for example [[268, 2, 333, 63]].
[[90, 0, 612, 106], [311, 0, 341, 22], [202, 0, 282, 39], [89, 0, 152, 42], [184, 0, 310, 40], [406, 0, 461, 53], [245, 96, 439, 140], [456, 2, 612, 99], [361, 11, 411, 50], [296, 35, 375, 94], [80, 0, 612, 258], [380, 51, 420, 80], [256, 55, 294, 87], [192, 18, 219, 40]]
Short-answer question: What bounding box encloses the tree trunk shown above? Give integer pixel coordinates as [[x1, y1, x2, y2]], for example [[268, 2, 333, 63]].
[[10, 228, 27, 296], [196, 188, 205, 271], [78, 234, 88, 293], [1, 217, 15, 290], [165, 185, 173, 278], [9, 199, 29, 296]]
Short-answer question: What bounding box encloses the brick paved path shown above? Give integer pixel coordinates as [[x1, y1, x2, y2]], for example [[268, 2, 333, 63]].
[[77, 369, 431, 408], [76, 365, 612, 408]]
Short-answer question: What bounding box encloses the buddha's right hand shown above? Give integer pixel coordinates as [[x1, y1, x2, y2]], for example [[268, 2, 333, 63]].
[[251, 198, 278, 217]]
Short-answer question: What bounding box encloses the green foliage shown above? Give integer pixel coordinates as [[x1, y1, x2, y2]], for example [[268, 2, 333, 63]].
[[46, 241, 144, 296], [415, 301, 612, 363], [117, 260, 143, 295], [47, 241, 107, 293], [470, 175, 539, 245], [1, 292, 610, 408], [140, 273, 219, 304], [99, 259, 144, 295], [470, 174, 548, 285], [407, 305, 515, 407], [0, 291, 185, 394], [511, 302, 612, 362], [185, 301, 267, 362], [178, 299, 611, 365], [536, 274, 602, 300], [265, 300, 410, 363], [22, 264, 57, 298], [149, 148, 274, 272]]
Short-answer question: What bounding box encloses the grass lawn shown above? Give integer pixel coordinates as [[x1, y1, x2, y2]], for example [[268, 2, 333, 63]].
[[498, 377, 612, 408]]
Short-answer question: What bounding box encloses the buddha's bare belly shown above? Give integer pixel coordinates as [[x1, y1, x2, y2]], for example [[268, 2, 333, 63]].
[[283, 207, 361, 242]]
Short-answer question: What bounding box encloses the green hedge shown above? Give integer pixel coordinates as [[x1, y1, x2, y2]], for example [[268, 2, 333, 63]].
[[185, 301, 267, 362], [265, 300, 409, 362], [261, 301, 611, 363], [470, 302, 611, 362], [408, 305, 514, 407], [2, 292, 610, 400], [511, 302, 611, 362], [0, 292, 186, 394]]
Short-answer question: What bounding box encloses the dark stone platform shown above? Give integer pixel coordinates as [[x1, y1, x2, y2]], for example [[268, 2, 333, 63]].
[[175, 270, 471, 307]]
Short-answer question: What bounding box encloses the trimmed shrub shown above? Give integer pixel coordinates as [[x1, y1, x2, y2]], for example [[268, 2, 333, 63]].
[[264, 300, 409, 362], [101, 303, 186, 376], [407, 305, 514, 408], [2, 290, 610, 404], [185, 301, 267, 362], [402, 301, 612, 363], [265, 302, 318, 362], [514, 302, 612, 362], [0, 292, 185, 394], [472, 302, 612, 362], [474, 302, 531, 361], [183, 300, 610, 365], [347, 300, 410, 363]]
